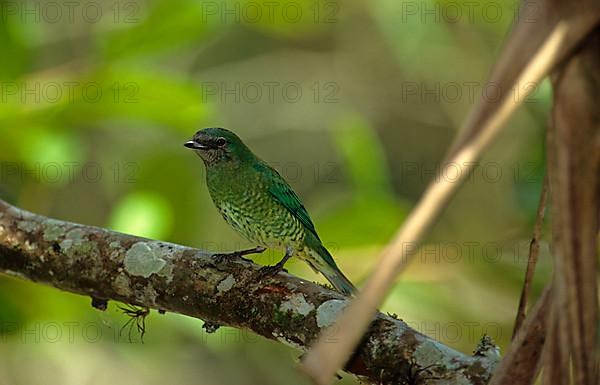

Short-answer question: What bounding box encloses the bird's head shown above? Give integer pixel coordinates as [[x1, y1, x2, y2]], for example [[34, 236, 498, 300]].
[[184, 127, 253, 166]]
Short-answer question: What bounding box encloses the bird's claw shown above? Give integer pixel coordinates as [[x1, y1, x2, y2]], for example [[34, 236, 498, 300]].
[[257, 248, 292, 279], [258, 265, 280, 277], [258, 263, 287, 278], [213, 253, 251, 264], [213, 246, 266, 264]]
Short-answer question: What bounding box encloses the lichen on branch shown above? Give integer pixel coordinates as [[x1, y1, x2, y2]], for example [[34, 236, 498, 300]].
[[0, 199, 498, 384]]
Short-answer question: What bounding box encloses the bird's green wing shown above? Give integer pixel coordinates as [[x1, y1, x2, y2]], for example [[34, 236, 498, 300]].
[[254, 162, 320, 241]]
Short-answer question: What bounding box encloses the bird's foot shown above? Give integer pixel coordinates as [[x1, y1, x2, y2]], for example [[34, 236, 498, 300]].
[[213, 246, 266, 264], [258, 261, 288, 278], [257, 247, 293, 279]]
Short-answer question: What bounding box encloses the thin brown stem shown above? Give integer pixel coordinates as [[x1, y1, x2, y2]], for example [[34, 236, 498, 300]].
[[512, 172, 549, 340]]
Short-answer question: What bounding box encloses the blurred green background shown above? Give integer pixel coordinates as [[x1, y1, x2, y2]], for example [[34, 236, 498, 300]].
[[0, 0, 551, 384]]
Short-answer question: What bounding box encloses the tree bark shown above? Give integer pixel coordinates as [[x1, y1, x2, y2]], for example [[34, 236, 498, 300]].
[[0, 199, 498, 384], [545, 24, 600, 385]]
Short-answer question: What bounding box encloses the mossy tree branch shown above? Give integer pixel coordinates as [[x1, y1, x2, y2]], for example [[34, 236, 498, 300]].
[[0, 199, 498, 385]]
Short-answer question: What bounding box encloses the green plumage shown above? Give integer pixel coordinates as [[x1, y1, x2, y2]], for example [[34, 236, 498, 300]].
[[186, 127, 355, 295]]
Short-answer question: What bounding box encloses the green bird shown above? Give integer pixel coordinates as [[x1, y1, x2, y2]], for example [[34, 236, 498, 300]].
[[184, 127, 356, 295]]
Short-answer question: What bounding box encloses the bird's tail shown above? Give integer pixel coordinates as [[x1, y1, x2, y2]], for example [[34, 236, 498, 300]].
[[309, 244, 357, 296]]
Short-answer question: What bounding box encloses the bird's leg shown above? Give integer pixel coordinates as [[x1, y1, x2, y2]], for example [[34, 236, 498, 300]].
[[213, 246, 266, 263], [258, 246, 293, 277]]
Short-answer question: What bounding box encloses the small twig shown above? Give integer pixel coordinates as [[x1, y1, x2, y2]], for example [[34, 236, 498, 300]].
[[512, 172, 548, 340]]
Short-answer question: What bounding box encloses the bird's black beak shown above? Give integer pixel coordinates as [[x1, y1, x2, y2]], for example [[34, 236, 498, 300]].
[[184, 140, 208, 150]]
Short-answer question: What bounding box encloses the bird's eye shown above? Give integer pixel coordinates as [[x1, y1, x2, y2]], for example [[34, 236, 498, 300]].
[[216, 137, 227, 147]]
